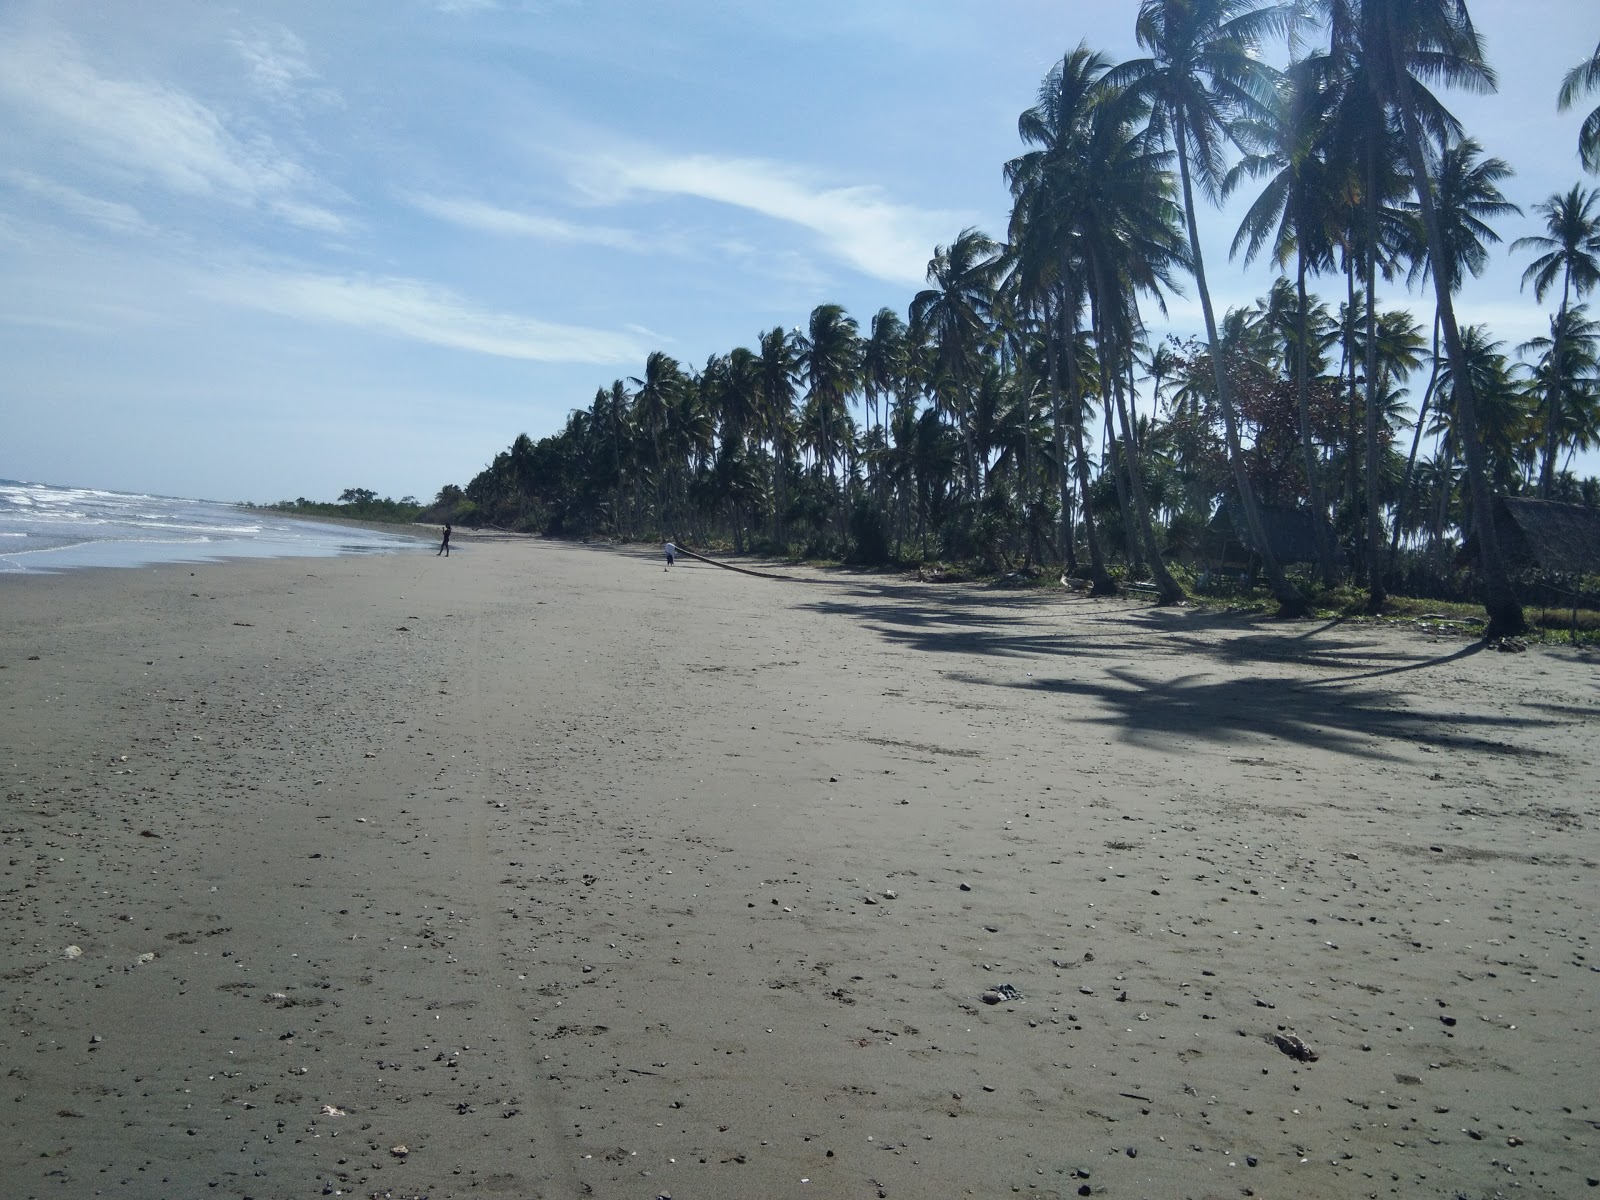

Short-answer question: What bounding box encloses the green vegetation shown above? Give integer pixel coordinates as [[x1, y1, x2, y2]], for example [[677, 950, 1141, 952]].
[[264, 488, 425, 524], [436, 3, 1600, 638]]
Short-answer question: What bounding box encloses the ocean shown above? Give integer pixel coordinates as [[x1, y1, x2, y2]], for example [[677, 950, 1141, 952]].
[[0, 479, 432, 574]]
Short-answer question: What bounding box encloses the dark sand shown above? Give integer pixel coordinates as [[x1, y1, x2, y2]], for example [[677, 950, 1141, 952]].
[[2, 537, 1596, 1199]]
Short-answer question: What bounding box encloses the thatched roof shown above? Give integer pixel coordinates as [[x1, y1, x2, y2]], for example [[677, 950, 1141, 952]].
[[1207, 501, 1322, 566], [1494, 497, 1600, 576]]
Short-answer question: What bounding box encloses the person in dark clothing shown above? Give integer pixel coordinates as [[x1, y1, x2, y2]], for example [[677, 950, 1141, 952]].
[[437, 523, 451, 556]]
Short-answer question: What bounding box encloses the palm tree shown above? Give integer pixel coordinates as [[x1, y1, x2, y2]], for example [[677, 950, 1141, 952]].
[[1073, 82, 1191, 604], [1559, 38, 1600, 173], [1518, 304, 1600, 484], [1511, 184, 1600, 496], [1115, 0, 1309, 615], [1330, 0, 1524, 637], [1229, 51, 1344, 583], [797, 304, 862, 544], [1386, 135, 1517, 569], [1007, 43, 1118, 587], [756, 326, 802, 548], [910, 229, 1004, 498], [630, 351, 688, 534]]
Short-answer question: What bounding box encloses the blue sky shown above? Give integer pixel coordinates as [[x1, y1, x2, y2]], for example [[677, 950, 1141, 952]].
[[1, 0, 1595, 503]]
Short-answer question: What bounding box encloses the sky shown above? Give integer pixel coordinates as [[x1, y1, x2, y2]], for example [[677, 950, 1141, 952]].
[[1, 0, 1596, 504]]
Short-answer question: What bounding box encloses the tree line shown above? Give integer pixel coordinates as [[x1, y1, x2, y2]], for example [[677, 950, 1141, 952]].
[[437, 1, 1600, 639]]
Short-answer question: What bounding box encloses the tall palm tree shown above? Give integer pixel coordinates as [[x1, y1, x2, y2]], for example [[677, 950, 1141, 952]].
[[1115, 0, 1309, 615], [797, 303, 862, 543], [1073, 82, 1192, 604], [910, 229, 1004, 498], [630, 351, 688, 534], [1518, 304, 1600, 484], [1007, 43, 1118, 586], [1387, 135, 1517, 568], [1559, 38, 1600, 173], [1229, 51, 1344, 583], [756, 326, 802, 548], [1511, 184, 1600, 496], [1330, 0, 1523, 637]]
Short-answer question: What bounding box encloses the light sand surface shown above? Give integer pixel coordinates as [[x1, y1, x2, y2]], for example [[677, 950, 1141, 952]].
[[2, 538, 1597, 1200]]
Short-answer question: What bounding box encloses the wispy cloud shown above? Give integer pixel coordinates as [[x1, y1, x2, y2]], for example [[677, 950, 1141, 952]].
[[572, 151, 966, 285], [410, 194, 645, 251], [229, 25, 317, 104], [1, 170, 155, 236], [209, 268, 652, 364], [0, 30, 344, 232]]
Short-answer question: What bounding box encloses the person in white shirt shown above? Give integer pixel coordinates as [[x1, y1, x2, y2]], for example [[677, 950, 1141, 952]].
[[663, 540, 676, 568]]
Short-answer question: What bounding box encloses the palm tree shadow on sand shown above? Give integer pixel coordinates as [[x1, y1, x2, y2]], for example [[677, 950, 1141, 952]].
[[951, 656, 1549, 763], [801, 584, 1548, 762]]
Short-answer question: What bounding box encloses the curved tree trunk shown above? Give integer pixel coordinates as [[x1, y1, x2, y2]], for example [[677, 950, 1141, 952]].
[[1388, 312, 1441, 574], [1091, 269, 1183, 604], [1175, 125, 1307, 616], [1392, 75, 1524, 638]]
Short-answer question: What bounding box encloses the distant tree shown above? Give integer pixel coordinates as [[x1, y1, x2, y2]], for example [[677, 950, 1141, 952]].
[[339, 488, 377, 505]]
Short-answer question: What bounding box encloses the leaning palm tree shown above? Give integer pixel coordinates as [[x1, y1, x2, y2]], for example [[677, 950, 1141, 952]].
[[1559, 38, 1600, 173], [1510, 184, 1600, 496], [1114, 0, 1309, 615], [1329, 0, 1523, 637], [1387, 135, 1517, 570]]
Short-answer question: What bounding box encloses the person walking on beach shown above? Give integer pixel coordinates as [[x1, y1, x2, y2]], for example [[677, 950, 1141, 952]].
[[663, 540, 676, 568], [437, 523, 451, 557]]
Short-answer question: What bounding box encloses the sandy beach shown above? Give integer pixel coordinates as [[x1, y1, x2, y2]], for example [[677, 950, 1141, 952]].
[[2, 537, 1596, 1200]]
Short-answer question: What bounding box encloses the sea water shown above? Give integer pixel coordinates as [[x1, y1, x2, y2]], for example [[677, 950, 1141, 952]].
[[0, 480, 431, 574]]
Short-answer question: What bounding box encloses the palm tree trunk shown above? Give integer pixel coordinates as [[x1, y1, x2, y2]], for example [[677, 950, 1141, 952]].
[[1296, 247, 1339, 586], [1362, 143, 1386, 612], [1061, 289, 1114, 593], [1388, 312, 1441, 573], [1392, 82, 1524, 638], [1540, 279, 1570, 498], [1174, 123, 1306, 615]]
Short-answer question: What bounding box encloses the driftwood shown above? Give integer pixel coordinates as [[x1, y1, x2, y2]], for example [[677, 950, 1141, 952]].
[[674, 545, 797, 581]]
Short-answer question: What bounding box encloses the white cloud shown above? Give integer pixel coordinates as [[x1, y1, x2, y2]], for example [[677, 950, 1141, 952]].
[[572, 151, 966, 285], [1, 170, 155, 236], [0, 30, 343, 231], [410, 194, 644, 251], [229, 25, 316, 104], [208, 268, 651, 364]]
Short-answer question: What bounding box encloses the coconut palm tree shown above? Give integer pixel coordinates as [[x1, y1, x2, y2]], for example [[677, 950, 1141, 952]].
[[1229, 51, 1344, 583], [1328, 0, 1523, 637], [1114, 0, 1309, 614], [1518, 304, 1600, 484], [1007, 43, 1119, 587], [910, 229, 1004, 498], [756, 326, 802, 548], [1386, 135, 1517, 570], [797, 303, 862, 544], [1511, 184, 1600, 496], [1559, 38, 1600, 172]]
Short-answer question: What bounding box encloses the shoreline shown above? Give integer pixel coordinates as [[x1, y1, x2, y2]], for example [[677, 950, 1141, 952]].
[[2, 539, 1596, 1198]]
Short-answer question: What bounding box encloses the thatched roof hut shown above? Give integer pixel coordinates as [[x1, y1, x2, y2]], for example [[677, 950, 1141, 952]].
[[1492, 497, 1600, 577], [1203, 501, 1321, 570]]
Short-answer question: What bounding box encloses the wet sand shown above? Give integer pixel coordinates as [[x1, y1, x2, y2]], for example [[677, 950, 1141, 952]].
[[2, 537, 1597, 1199]]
